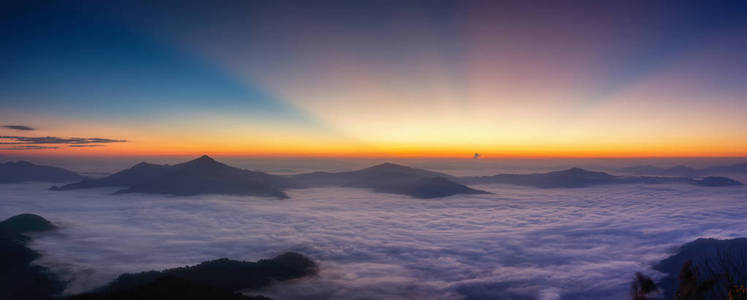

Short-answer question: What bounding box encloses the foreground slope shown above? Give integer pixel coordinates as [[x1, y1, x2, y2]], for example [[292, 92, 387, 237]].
[[0, 214, 64, 300], [70, 252, 317, 300], [654, 238, 747, 299], [53, 155, 291, 198], [289, 163, 490, 198], [0, 161, 83, 183]]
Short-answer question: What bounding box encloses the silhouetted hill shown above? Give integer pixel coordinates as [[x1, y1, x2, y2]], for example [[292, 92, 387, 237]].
[[0, 213, 57, 233], [0, 214, 64, 300], [289, 163, 489, 198], [459, 168, 617, 188], [619, 162, 747, 176], [654, 238, 747, 299], [458, 168, 744, 188], [66, 276, 270, 300], [691, 176, 743, 187], [70, 252, 316, 300], [52, 155, 291, 198], [704, 162, 747, 174], [0, 161, 83, 183]]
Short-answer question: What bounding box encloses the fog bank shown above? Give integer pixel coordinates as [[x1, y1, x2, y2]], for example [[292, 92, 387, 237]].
[[1, 183, 746, 299]]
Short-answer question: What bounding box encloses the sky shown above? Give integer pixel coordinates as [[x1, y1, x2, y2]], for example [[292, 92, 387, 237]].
[[1, 0, 747, 158]]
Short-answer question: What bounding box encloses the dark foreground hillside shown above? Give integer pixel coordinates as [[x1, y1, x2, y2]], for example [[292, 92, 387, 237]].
[[0, 213, 317, 300], [631, 237, 747, 300], [69, 252, 317, 300], [0, 214, 64, 300]]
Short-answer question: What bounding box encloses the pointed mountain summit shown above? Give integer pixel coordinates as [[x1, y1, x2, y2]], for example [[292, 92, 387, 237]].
[[53, 155, 291, 198], [181, 155, 220, 167]]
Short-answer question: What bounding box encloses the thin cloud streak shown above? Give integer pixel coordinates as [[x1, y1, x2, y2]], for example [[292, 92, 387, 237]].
[[0, 145, 59, 150], [0, 136, 127, 145], [2, 125, 35, 131]]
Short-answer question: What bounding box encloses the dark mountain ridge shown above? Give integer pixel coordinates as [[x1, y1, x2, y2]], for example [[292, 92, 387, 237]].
[[458, 168, 743, 188], [101, 252, 316, 293], [53, 155, 291, 198], [619, 162, 747, 176], [0, 161, 83, 183], [50, 156, 742, 198], [54, 157, 490, 199], [288, 162, 489, 198], [69, 252, 316, 300]]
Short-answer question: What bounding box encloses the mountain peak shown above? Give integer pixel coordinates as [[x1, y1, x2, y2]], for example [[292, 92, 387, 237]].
[[368, 162, 408, 170], [559, 167, 588, 173], [175, 155, 235, 171], [197, 155, 215, 162], [183, 155, 219, 165]]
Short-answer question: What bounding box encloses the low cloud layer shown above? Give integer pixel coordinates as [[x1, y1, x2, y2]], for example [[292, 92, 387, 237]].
[[1, 183, 745, 299], [3, 125, 35, 131]]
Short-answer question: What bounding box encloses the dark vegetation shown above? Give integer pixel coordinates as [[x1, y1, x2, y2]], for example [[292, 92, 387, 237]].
[[69, 252, 317, 300], [631, 272, 659, 300], [66, 277, 270, 300], [0, 213, 317, 300], [0, 214, 64, 300], [0, 161, 82, 183], [633, 238, 747, 300]]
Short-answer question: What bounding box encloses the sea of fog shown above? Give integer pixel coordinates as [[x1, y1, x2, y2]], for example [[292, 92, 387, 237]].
[[1, 182, 747, 299]]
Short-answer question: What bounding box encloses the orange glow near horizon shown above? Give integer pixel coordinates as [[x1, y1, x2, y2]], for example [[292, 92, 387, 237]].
[[2, 2, 747, 160]]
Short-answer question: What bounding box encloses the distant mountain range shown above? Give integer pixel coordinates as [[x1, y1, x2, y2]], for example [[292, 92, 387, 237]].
[[0, 156, 738, 199], [52, 155, 292, 198], [0, 161, 83, 183], [51, 157, 488, 199], [458, 168, 743, 188], [618, 162, 747, 177]]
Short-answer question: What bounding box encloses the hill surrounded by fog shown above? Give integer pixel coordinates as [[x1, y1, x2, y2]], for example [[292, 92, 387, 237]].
[[458, 167, 742, 187]]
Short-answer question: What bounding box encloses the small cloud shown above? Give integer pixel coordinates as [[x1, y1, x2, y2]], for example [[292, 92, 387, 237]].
[[68, 144, 104, 148], [1, 145, 59, 150], [473, 153, 481, 159], [3, 125, 35, 131]]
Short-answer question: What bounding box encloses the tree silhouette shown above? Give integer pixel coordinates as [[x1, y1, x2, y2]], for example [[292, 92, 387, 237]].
[[674, 260, 717, 300], [631, 272, 658, 300]]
